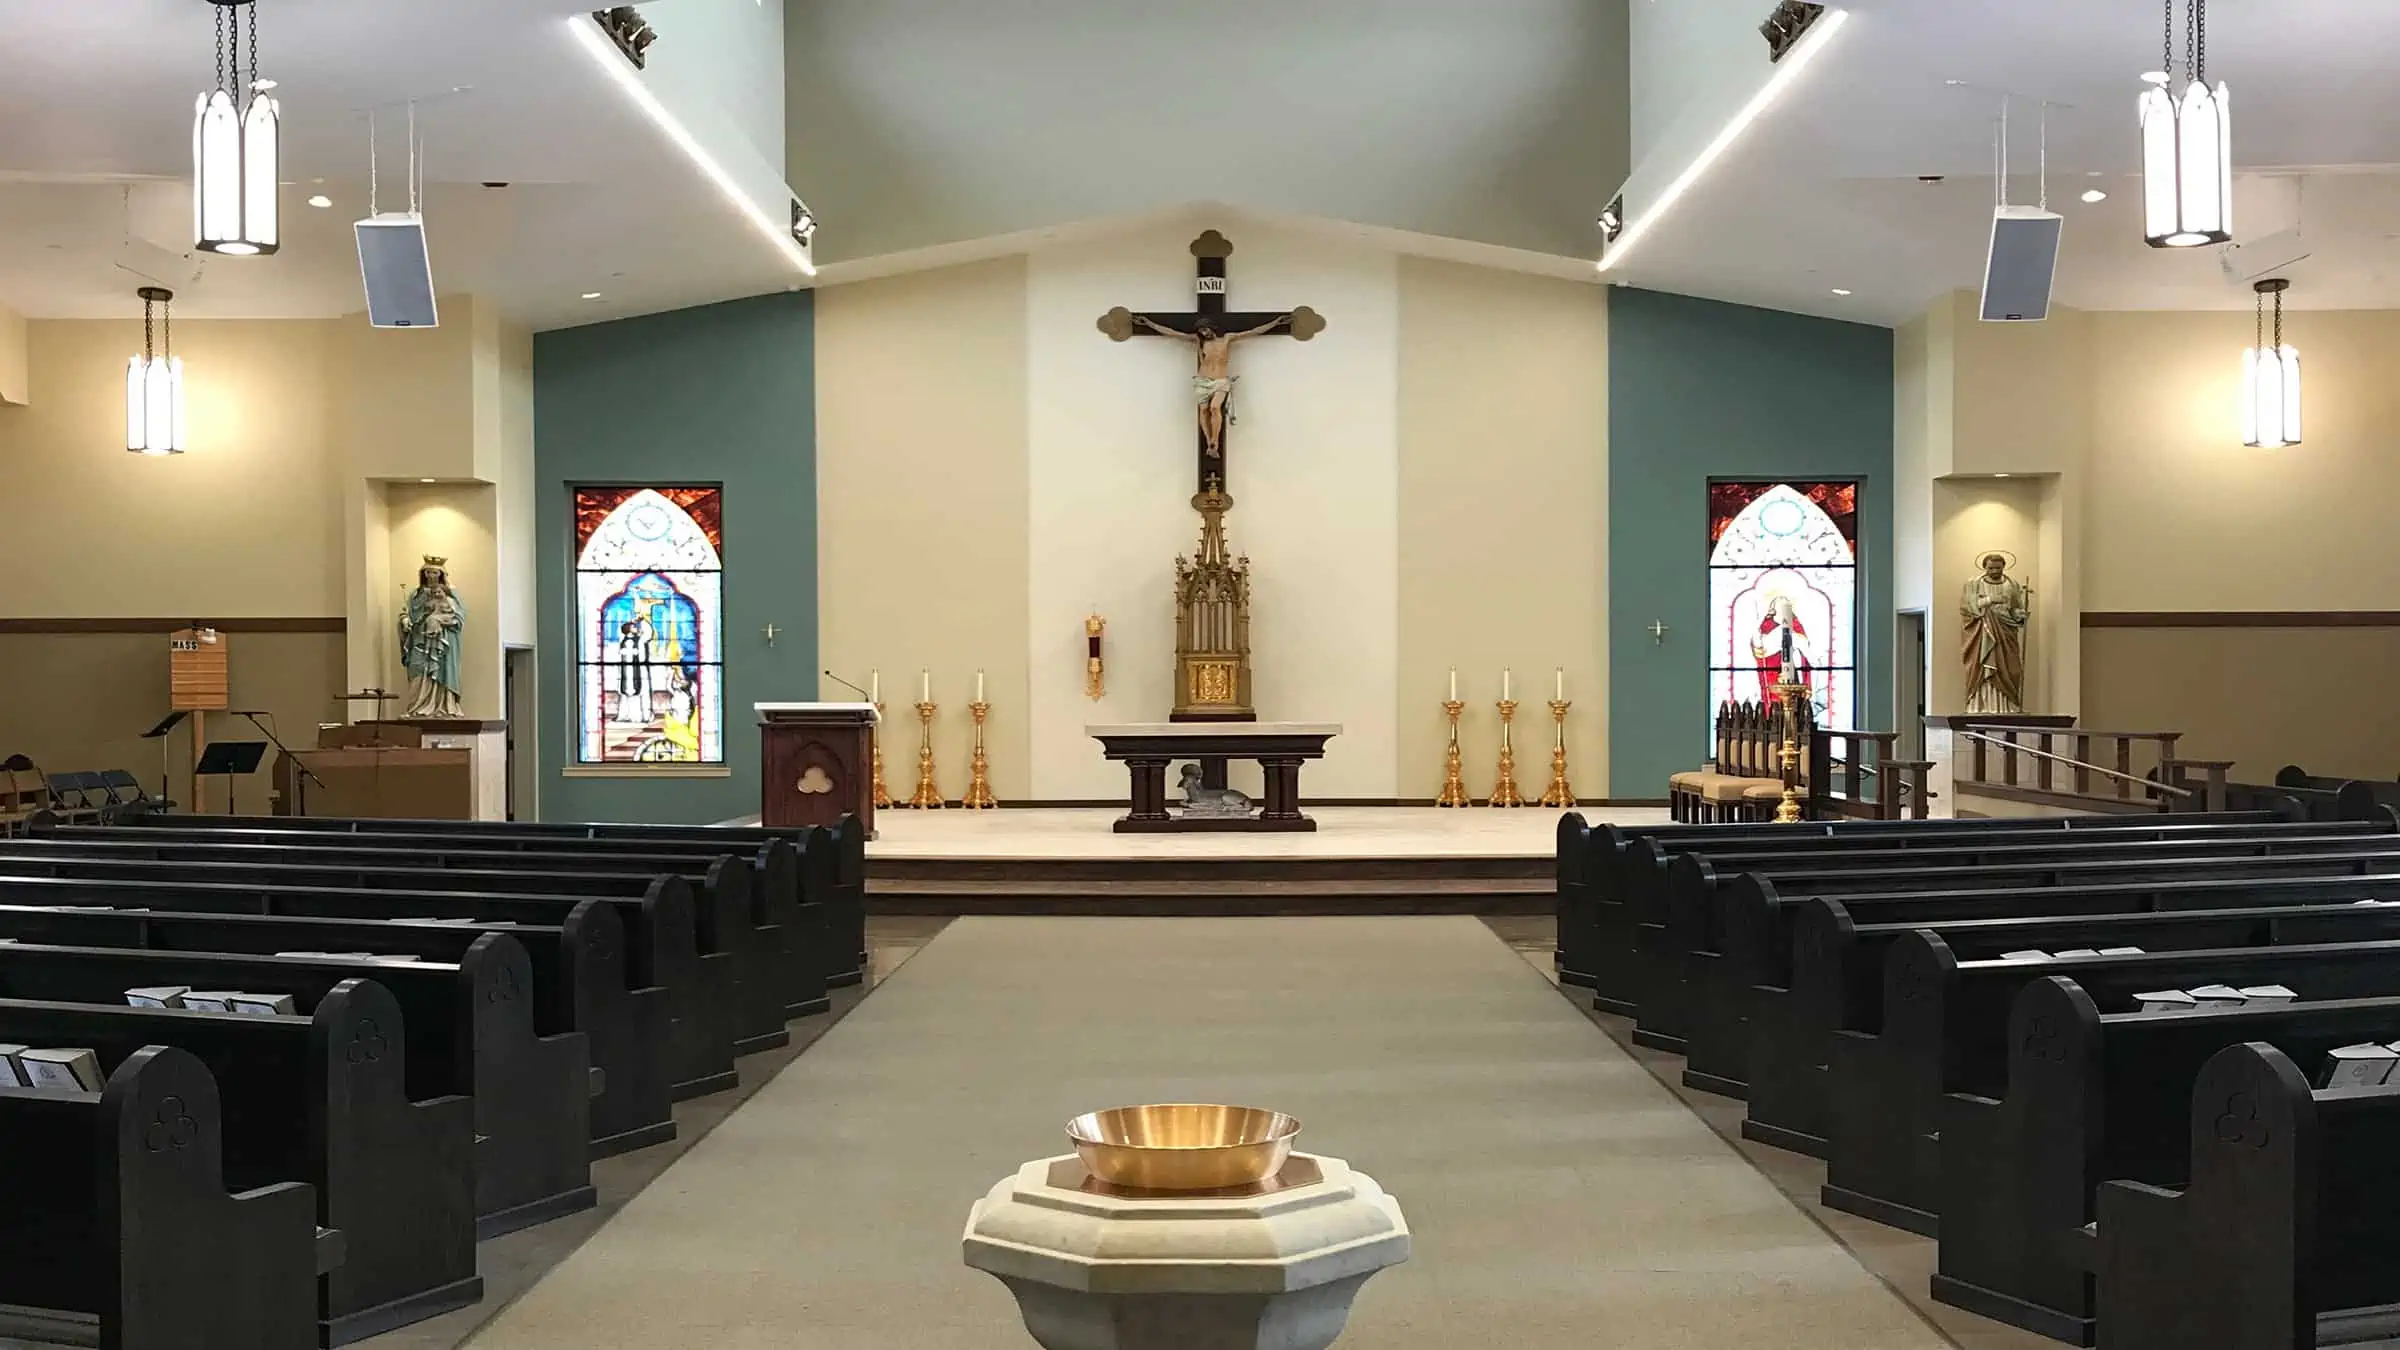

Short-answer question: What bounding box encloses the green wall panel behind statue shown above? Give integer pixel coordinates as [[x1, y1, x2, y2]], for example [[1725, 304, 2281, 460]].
[[1607, 287, 1894, 800], [533, 292, 818, 824]]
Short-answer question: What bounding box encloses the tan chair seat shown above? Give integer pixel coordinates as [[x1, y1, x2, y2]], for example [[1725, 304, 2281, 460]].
[[1668, 770, 1710, 791], [1741, 783, 1792, 803], [1700, 774, 1780, 802]]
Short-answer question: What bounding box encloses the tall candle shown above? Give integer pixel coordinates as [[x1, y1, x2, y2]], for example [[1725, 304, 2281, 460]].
[[976, 669, 986, 702], [1503, 668, 1512, 701], [1448, 667, 1457, 701], [921, 668, 930, 703], [1555, 668, 1564, 701], [870, 669, 880, 703]]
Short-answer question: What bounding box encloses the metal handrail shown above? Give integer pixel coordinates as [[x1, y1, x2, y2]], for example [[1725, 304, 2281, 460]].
[[1956, 729, 2195, 799]]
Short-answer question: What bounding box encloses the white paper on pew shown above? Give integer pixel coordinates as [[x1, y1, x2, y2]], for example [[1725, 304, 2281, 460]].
[[2324, 1044, 2400, 1088], [2187, 984, 2248, 1007], [2099, 947, 2146, 956], [2238, 985, 2296, 1004], [178, 991, 238, 1013], [226, 992, 297, 1017], [275, 951, 421, 963], [0, 1045, 26, 1088], [17, 1048, 102, 1092], [2000, 950, 2051, 962], [2133, 990, 2197, 1014], [2054, 949, 2102, 959], [123, 985, 189, 1009]]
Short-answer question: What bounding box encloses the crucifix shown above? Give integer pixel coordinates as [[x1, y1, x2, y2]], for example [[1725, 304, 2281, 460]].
[[1097, 229, 1327, 495]]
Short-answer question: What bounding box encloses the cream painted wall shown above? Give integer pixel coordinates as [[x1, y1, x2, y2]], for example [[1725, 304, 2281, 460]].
[[814, 259, 1032, 799], [1395, 257, 1608, 798], [496, 322, 537, 648], [1026, 223, 1400, 799], [0, 318, 344, 618], [386, 483, 504, 719], [336, 301, 485, 483], [2084, 308, 2400, 611], [1892, 314, 1935, 618], [1930, 479, 2050, 713], [0, 300, 26, 407]]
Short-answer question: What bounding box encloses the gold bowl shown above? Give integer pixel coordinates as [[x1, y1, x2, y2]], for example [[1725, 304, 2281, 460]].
[[1065, 1103, 1302, 1191]]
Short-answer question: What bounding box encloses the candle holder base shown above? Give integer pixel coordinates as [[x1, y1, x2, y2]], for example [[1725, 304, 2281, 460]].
[[1486, 700, 1527, 809], [905, 700, 946, 809], [1435, 699, 1470, 807], [1539, 699, 1576, 808], [962, 700, 998, 809]]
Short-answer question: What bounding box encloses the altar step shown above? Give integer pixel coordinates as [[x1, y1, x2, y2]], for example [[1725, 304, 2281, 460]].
[[867, 855, 1551, 916]]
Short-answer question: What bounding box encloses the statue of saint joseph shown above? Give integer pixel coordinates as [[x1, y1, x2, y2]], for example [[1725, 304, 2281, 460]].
[[1960, 552, 2030, 715], [399, 556, 468, 718]]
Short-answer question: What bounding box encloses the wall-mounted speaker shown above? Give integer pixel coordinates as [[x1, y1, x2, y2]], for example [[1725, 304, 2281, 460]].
[[356, 213, 438, 328], [1980, 205, 2062, 323]]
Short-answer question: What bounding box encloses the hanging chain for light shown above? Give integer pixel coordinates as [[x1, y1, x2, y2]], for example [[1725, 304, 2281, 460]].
[[2254, 280, 2265, 353], [2271, 280, 2283, 350]]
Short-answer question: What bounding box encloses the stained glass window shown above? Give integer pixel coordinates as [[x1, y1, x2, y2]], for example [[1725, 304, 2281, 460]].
[[1707, 481, 1858, 736], [572, 486, 725, 764]]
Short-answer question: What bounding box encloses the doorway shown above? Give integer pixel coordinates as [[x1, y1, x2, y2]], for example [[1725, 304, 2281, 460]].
[[504, 646, 536, 821], [1895, 611, 1927, 760]]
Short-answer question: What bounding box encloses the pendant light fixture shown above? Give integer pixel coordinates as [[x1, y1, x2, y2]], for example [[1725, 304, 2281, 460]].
[[2139, 0, 2231, 248], [127, 288, 188, 456], [194, 0, 279, 256], [2242, 278, 2300, 448]]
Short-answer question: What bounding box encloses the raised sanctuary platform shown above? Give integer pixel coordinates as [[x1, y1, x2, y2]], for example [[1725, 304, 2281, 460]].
[[855, 806, 1669, 915]]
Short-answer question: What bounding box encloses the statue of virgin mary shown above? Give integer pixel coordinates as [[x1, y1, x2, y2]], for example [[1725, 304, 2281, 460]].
[[399, 556, 467, 718]]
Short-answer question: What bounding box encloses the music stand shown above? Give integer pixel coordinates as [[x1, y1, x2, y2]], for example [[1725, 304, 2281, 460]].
[[193, 741, 267, 817], [139, 710, 192, 808]]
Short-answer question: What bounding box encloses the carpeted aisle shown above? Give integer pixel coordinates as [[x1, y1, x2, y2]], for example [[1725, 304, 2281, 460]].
[[466, 918, 1949, 1349]]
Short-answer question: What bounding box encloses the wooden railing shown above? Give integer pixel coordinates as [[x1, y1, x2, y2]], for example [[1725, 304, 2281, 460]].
[[1807, 729, 1933, 821], [1956, 725, 2232, 814]]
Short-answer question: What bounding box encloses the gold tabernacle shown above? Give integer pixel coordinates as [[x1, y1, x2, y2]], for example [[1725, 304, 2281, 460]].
[[1066, 1103, 1301, 1191]]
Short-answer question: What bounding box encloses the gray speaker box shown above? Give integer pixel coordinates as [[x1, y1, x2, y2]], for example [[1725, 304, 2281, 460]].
[[356, 213, 439, 328], [1980, 205, 2062, 322]]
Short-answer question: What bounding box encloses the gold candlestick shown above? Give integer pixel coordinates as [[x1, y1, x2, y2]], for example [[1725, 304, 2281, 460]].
[[1773, 676, 1807, 824], [961, 701, 998, 809], [905, 700, 946, 808], [1436, 699, 1470, 807], [1487, 699, 1527, 808], [870, 701, 895, 809], [1540, 699, 1577, 808]]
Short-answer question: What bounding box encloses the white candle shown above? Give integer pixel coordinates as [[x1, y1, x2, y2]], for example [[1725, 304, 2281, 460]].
[[1503, 668, 1512, 701], [870, 669, 880, 703], [921, 668, 930, 703], [1555, 668, 1564, 701], [976, 669, 986, 702], [1448, 667, 1457, 701]]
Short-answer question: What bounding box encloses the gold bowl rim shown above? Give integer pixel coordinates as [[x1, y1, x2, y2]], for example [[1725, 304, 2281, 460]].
[[1063, 1103, 1304, 1150]]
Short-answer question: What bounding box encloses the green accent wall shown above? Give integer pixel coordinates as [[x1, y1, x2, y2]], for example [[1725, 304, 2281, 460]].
[[1608, 287, 1894, 798], [533, 292, 817, 823]]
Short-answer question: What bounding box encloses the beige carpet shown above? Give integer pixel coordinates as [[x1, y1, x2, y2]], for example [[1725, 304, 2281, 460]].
[[464, 917, 1951, 1349]]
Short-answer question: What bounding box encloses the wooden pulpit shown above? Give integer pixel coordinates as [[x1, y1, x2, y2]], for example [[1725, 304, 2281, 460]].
[[757, 702, 877, 834]]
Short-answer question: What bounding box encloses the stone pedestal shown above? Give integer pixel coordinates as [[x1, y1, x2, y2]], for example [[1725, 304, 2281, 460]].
[[962, 1153, 1408, 1350]]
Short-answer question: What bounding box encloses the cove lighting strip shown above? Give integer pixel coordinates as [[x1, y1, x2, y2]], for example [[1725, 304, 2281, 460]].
[[568, 14, 816, 277], [1598, 7, 1850, 275]]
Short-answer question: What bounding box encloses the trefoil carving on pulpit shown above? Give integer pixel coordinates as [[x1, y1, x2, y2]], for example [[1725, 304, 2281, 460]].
[[1173, 479, 1253, 719]]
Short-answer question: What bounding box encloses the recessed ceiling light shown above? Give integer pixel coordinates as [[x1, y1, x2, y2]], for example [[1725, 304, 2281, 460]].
[[306, 194, 331, 209], [1992, 473, 2012, 478], [418, 478, 436, 484], [2080, 189, 2108, 203], [582, 291, 603, 300], [1830, 288, 1852, 296], [2140, 70, 2171, 84]]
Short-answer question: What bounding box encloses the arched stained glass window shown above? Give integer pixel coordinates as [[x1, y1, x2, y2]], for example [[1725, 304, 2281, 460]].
[[573, 486, 726, 764], [1707, 481, 1858, 736]]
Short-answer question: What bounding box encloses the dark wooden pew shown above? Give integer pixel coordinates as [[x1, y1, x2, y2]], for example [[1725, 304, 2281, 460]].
[[1726, 867, 2400, 1156], [0, 938, 592, 1239], [0, 1045, 329, 1350], [96, 811, 871, 988], [2096, 1041, 2400, 1350], [0, 896, 671, 1159], [1822, 912, 2400, 1235], [0, 868, 733, 1103], [1935, 978, 2400, 1344], [1562, 810, 2317, 1007], [0, 981, 477, 1345], [21, 828, 817, 1048], [1663, 837, 2400, 1084]]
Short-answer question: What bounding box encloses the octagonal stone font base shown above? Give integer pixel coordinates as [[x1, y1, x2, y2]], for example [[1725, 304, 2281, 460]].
[[962, 1151, 1408, 1350]]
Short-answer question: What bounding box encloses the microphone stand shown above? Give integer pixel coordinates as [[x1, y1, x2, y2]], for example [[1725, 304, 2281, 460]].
[[821, 670, 873, 703], [235, 711, 326, 817]]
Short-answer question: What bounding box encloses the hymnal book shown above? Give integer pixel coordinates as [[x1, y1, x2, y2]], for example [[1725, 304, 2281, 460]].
[[2187, 984, 2248, 1008], [124, 985, 190, 1009], [2323, 1044, 2400, 1088], [1999, 950, 2050, 962], [2239, 985, 2296, 1005], [178, 991, 239, 1013], [2098, 946, 2146, 956], [18, 1048, 104, 1092], [275, 951, 421, 963], [2053, 949, 2101, 960], [2133, 990, 2196, 1015], [226, 992, 297, 1017], [0, 1045, 27, 1088]]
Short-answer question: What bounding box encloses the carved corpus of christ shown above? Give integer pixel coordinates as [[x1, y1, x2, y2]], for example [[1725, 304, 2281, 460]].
[[1134, 313, 1289, 461]]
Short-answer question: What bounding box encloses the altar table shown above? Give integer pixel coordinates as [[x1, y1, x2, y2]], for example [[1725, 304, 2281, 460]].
[[1086, 723, 1342, 833]]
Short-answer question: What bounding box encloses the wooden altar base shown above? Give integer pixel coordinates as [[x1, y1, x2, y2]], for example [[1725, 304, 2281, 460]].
[[1113, 814, 1318, 835]]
